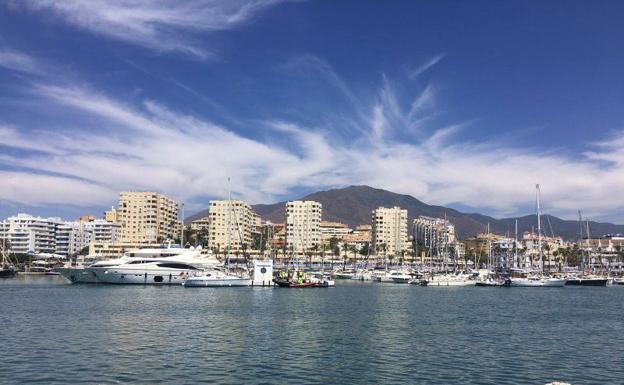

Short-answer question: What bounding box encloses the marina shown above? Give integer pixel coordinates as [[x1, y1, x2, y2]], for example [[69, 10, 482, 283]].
[[1, 2, 623, 383]]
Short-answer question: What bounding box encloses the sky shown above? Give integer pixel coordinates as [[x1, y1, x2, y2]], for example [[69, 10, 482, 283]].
[[1, 0, 623, 223]]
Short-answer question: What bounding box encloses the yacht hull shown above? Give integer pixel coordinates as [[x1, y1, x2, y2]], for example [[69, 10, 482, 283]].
[[510, 278, 566, 287], [0, 269, 16, 278], [94, 268, 193, 285], [57, 267, 101, 283], [183, 277, 251, 287], [565, 278, 608, 287], [424, 280, 475, 287], [273, 278, 329, 288]]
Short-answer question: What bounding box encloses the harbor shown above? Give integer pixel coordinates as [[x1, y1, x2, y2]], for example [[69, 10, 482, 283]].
[[2, 1, 624, 384]]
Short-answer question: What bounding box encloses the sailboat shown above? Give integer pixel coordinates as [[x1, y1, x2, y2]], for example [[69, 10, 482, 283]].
[[0, 241, 17, 278], [510, 185, 566, 287], [183, 179, 252, 287], [564, 212, 608, 286]]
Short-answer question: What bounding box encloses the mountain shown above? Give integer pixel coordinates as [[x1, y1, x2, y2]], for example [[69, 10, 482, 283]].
[[187, 185, 624, 240]]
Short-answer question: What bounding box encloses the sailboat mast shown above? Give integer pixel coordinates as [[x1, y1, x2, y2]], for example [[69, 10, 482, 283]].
[[180, 203, 185, 248], [226, 177, 232, 270], [585, 219, 591, 271], [487, 222, 491, 271], [514, 219, 518, 268], [536, 184, 543, 274]]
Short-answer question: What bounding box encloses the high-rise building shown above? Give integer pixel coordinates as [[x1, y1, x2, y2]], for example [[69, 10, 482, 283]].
[[286, 200, 322, 253], [207, 200, 256, 252], [116, 192, 180, 243], [371, 207, 408, 257], [413, 216, 456, 250]]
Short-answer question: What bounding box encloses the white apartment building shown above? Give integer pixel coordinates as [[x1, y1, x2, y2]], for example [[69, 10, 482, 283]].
[[84, 219, 120, 243], [413, 216, 456, 250], [372, 207, 408, 257], [286, 201, 322, 254], [55, 221, 96, 256], [117, 192, 181, 243], [207, 200, 256, 252], [0, 214, 59, 254], [1, 213, 121, 256]]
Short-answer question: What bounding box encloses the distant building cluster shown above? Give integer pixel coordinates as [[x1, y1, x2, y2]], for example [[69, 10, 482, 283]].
[[5, 189, 620, 264], [0, 213, 119, 257]]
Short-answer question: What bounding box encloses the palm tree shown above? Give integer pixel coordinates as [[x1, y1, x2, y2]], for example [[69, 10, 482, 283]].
[[350, 245, 358, 264], [311, 244, 319, 267]]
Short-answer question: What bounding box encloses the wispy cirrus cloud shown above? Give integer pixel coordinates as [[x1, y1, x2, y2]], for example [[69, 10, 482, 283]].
[[408, 53, 445, 79], [12, 0, 289, 58], [0, 48, 40, 74], [1, 49, 624, 222]]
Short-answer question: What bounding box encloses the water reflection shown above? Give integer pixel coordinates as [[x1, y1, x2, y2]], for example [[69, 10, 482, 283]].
[[0, 277, 622, 384]]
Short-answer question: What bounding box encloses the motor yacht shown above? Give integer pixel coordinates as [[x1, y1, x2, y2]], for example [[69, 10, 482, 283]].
[[183, 269, 251, 287], [91, 247, 220, 285], [352, 269, 374, 281], [420, 272, 476, 287], [334, 269, 356, 279], [375, 269, 412, 283], [564, 274, 608, 287], [509, 275, 566, 287], [58, 246, 205, 284]]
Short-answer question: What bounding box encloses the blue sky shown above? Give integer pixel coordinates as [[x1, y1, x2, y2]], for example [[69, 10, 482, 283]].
[[1, 0, 623, 223]]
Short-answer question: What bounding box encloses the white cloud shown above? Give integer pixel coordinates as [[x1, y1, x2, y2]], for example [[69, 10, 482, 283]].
[[409, 53, 445, 79], [15, 0, 289, 58], [0, 49, 40, 74], [1, 59, 624, 222]]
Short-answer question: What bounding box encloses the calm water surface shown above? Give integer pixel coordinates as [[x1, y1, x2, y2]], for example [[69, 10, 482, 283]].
[[1, 275, 623, 385]]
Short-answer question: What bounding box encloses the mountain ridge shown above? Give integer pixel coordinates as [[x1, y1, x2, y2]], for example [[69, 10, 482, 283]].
[[186, 185, 624, 240]]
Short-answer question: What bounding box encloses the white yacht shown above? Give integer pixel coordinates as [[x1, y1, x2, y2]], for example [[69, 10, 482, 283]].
[[510, 275, 566, 287], [183, 269, 252, 287], [352, 269, 374, 281], [91, 247, 220, 285], [334, 269, 356, 279], [420, 272, 476, 287], [376, 269, 412, 283], [58, 246, 203, 284]]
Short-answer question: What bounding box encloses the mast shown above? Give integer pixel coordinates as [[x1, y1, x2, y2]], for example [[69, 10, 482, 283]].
[[586, 219, 591, 272], [536, 184, 543, 274], [514, 219, 518, 268], [180, 203, 185, 248], [487, 222, 491, 271], [578, 211, 584, 271], [226, 177, 232, 271]]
